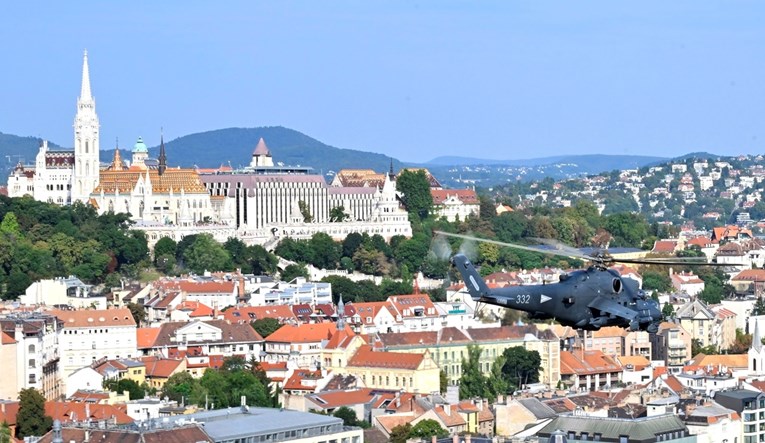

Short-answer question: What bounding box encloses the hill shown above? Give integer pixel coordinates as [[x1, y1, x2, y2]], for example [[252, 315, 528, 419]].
[[427, 154, 668, 170], [136, 126, 404, 175], [0, 132, 64, 177]]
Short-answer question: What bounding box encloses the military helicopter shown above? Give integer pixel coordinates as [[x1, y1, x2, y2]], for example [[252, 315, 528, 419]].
[[436, 231, 729, 333]]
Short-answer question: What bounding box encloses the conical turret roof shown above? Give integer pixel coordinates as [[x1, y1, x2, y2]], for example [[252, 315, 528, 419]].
[[253, 137, 271, 156]]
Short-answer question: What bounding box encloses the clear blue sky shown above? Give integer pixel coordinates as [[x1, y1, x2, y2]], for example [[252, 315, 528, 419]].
[[1, 1, 764, 163]]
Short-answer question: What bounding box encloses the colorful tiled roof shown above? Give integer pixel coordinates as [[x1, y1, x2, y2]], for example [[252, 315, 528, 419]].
[[49, 308, 136, 328], [267, 323, 353, 344], [347, 345, 424, 370]]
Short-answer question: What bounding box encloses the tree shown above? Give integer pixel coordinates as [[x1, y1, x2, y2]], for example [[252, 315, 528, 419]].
[[162, 372, 199, 404], [459, 344, 487, 400], [643, 271, 672, 293], [753, 297, 765, 317], [104, 378, 146, 400], [281, 264, 309, 282], [0, 421, 10, 443], [486, 354, 508, 402], [16, 388, 52, 439], [396, 169, 433, 220], [153, 237, 177, 265], [298, 200, 313, 223], [248, 245, 278, 275], [182, 234, 232, 274], [329, 206, 349, 222], [333, 406, 359, 426], [126, 302, 146, 326], [308, 233, 341, 269], [501, 347, 541, 391], [389, 423, 413, 443], [409, 419, 448, 439], [662, 302, 675, 320], [493, 211, 529, 243], [440, 370, 448, 394], [342, 232, 364, 259], [251, 318, 281, 338], [0, 212, 21, 239]]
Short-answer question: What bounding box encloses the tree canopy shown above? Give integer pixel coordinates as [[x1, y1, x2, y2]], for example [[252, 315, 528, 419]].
[[16, 388, 52, 439], [0, 197, 149, 299]]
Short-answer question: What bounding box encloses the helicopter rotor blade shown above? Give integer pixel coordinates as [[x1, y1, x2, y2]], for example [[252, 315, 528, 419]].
[[434, 231, 590, 261], [434, 231, 741, 268]]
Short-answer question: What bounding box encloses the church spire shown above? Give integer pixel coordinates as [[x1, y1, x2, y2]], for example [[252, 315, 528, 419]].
[[755, 319, 763, 353], [336, 296, 345, 331], [80, 50, 93, 101], [158, 131, 167, 176]]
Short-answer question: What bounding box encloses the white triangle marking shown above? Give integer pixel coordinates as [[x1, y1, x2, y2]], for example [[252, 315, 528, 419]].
[[540, 294, 551, 303]]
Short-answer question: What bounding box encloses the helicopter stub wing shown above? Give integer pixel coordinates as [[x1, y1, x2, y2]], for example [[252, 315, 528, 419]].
[[587, 297, 637, 322]]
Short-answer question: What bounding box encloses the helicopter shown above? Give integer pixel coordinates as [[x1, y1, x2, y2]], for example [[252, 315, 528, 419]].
[[436, 231, 732, 333]]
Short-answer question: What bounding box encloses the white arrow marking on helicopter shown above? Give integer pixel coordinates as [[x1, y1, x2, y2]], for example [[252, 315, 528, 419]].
[[540, 294, 551, 304], [469, 276, 480, 292]]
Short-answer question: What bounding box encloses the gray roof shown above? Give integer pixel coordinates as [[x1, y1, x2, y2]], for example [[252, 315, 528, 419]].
[[714, 389, 764, 401], [163, 407, 347, 441], [517, 398, 557, 419], [539, 414, 687, 441]]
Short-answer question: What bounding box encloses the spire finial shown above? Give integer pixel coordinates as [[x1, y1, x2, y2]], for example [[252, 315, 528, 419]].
[[80, 49, 93, 101], [158, 128, 167, 176]]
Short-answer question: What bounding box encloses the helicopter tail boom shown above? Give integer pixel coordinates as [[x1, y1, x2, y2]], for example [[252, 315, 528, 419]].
[[452, 253, 490, 301]]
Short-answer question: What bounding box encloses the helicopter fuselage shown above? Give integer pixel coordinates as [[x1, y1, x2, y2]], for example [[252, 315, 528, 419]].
[[454, 253, 661, 332]]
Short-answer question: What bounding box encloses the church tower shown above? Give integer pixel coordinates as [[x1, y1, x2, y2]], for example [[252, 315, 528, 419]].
[[749, 318, 765, 373], [72, 50, 101, 203]]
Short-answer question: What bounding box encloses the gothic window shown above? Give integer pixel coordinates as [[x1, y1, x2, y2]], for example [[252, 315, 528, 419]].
[[85, 140, 89, 154], [108, 200, 114, 212], [139, 201, 145, 218]]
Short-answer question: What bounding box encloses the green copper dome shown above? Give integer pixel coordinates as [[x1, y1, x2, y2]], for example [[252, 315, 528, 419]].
[[133, 136, 148, 153]]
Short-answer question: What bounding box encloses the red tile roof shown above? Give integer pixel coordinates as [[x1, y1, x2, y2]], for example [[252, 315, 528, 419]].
[[141, 356, 184, 378], [663, 375, 684, 394], [267, 323, 353, 343], [1, 331, 16, 344], [136, 327, 161, 349], [46, 401, 134, 425], [69, 390, 111, 403], [155, 280, 236, 294], [348, 345, 424, 370], [222, 305, 296, 324], [307, 388, 378, 409], [49, 308, 136, 328], [0, 401, 19, 426], [283, 369, 324, 391], [560, 350, 622, 375], [652, 240, 678, 253], [431, 189, 479, 205], [733, 269, 765, 282]]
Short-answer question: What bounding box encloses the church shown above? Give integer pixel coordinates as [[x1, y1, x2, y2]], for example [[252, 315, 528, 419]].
[[7, 51, 214, 226], [7, 52, 413, 247]]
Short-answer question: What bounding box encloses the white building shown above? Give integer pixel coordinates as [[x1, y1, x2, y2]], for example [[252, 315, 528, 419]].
[[50, 308, 138, 383], [0, 313, 64, 400], [8, 51, 100, 204], [20, 276, 105, 309], [250, 278, 332, 306]]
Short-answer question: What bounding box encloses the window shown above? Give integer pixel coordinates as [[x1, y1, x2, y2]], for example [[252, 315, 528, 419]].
[[619, 436, 628, 443]]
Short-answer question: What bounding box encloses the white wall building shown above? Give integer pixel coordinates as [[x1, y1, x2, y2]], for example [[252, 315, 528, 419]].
[[51, 308, 138, 384], [20, 276, 105, 309]]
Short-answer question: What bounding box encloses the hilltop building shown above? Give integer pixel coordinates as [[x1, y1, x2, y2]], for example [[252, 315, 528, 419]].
[[7, 52, 414, 247]]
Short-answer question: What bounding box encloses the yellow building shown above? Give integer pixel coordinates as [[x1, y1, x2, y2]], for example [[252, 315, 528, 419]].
[[378, 325, 560, 387], [344, 345, 440, 393], [94, 359, 146, 385], [141, 356, 187, 390]]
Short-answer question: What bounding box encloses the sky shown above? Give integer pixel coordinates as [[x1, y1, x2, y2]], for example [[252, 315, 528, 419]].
[[1, 1, 764, 163]]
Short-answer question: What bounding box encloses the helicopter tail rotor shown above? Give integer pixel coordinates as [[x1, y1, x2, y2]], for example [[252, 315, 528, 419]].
[[451, 253, 490, 301]]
